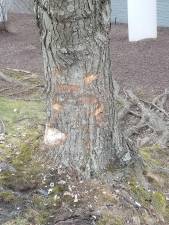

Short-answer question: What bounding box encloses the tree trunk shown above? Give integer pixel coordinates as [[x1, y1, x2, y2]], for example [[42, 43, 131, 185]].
[[35, 0, 134, 177]]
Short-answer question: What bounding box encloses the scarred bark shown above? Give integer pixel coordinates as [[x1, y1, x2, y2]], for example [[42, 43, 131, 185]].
[[35, 0, 135, 177]]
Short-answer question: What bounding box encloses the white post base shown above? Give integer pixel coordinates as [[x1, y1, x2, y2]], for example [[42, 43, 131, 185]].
[[128, 0, 157, 42]]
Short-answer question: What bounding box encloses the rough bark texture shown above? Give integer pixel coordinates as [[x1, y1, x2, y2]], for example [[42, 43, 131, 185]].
[[35, 0, 134, 177]]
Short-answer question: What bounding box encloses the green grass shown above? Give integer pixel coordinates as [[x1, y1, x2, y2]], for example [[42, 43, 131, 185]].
[[0, 96, 45, 138], [0, 96, 44, 124]]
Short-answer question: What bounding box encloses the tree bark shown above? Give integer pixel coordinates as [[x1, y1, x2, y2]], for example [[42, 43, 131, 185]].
[[35, 0, 135, 177]]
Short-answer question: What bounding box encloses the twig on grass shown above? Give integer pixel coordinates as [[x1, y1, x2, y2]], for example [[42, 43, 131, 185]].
[[0, 71, 25, 86]]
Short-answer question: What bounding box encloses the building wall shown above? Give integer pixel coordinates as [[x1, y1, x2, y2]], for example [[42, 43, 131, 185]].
[[111, 0, 169, 27], [9, 0, 33, 14], [111, 0, 128, 24], [157, 0, 169, 27]]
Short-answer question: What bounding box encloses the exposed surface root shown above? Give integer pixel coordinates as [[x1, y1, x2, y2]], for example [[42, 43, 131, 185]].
[[0, 71, 24, 86], [116, 84, 169, 148], [0, 68, 44, 99]]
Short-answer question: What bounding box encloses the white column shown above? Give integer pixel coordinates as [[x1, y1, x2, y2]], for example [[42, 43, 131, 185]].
[[128, 0, 157, 42]]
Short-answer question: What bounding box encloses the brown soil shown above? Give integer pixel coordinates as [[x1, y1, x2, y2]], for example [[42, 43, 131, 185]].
[[0, 13, 43, 75], [0, 14, 169, 97], [111, 24, 169, 97]]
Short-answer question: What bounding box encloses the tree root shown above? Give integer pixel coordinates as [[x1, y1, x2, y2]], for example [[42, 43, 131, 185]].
[[6, 84, 43, 97], [0, 71, 25, 86], [150, 166, 169, 175], [116, 86, 169, 148]]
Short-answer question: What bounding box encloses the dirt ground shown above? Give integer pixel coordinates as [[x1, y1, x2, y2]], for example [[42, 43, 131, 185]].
[[111, 25, 169, 96], [0, 13, 169, 96], [0, 13, 43, 75]]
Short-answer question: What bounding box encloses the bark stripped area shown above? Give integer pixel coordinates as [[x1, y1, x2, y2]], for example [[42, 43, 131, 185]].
[[35, 0, 134, 176]]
